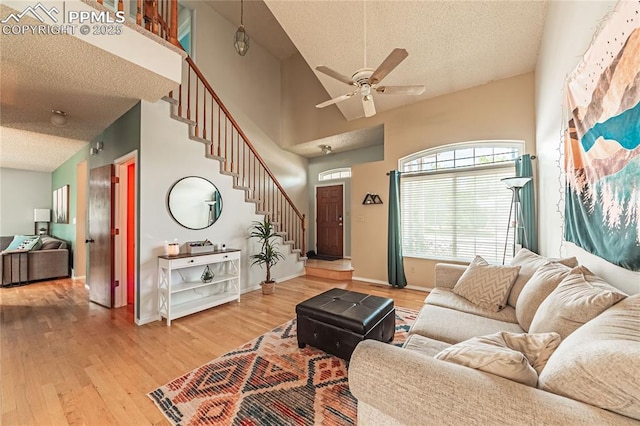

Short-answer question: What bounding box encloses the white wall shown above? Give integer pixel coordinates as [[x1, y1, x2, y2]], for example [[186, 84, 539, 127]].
[[138, 100, 303, 324], [0, 168, 51, 236], [536, 1, 639, 295]]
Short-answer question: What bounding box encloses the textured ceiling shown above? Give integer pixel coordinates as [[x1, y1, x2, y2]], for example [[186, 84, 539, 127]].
[[264, 0, 548, 121], [287, 124, 383, 158], [0, 3, 182, 172], [203, 0, 298, 60]]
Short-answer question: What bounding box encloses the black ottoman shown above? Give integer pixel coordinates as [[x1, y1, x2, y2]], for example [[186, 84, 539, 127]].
[[296, 288, 395, 360]]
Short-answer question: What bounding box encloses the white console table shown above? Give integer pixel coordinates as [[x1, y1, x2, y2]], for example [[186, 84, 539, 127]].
[[158, 249, 241, 325]]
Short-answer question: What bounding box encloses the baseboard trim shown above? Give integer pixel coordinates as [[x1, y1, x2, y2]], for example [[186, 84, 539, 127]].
[[278, 272, 305, 283], [136, 315, 161, 326], [352, 276, 431, 293], [352, 276, 389, 285], [405, 285, 431, 293], [241, 284, 261, 294], [72, 275, 86, 280]]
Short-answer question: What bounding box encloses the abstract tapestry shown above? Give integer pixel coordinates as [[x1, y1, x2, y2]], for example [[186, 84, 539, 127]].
[[564, 0, 640, 271]]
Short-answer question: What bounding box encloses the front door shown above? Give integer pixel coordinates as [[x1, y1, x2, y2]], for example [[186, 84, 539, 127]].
[[88, 164, 116, 308], [316, 185, 343, 258]]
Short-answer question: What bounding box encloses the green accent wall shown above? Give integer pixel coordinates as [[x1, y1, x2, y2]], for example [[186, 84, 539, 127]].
[[51, 103, 141, 272], [307, 144, 384, 256]]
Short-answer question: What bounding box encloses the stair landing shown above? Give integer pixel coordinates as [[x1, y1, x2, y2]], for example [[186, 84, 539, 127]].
[[305, 259, 353, 281]]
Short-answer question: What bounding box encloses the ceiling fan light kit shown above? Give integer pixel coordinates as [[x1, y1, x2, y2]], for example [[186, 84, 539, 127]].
[[320, 144, 333, 155], [315, 48, 425, 118]]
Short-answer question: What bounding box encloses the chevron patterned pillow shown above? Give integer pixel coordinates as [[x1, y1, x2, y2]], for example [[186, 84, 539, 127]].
[[452, 256, 521, 312]]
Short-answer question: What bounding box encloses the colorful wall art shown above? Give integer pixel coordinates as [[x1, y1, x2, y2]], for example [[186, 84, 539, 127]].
[[564, 0, 640, 271], [53, 185, 69, 224]]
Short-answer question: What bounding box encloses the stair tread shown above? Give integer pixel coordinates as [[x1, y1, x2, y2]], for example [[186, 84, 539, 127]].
[[171, 115, 196, 126], [190, 135, 211, 145], [161, 96, 178, 105]]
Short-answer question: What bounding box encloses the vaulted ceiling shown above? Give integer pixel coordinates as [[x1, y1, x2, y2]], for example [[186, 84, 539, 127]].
[[263, 0, 548, 121]]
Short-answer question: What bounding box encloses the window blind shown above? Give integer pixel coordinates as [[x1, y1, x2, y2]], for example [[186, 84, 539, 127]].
[[401, 166, 514, 264]]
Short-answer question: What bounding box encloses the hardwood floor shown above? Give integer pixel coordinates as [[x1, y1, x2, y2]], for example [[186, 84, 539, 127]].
[[0, 276, 426, 425]]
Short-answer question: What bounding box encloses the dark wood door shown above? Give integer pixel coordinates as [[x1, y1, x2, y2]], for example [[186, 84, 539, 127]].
[[88, 164, 115, 308], [316, 185, 343, 257]]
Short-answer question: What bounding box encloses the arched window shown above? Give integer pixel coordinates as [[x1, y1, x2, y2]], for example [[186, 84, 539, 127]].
[[319, 168, 351, 181], [399, 141, 523, 263]]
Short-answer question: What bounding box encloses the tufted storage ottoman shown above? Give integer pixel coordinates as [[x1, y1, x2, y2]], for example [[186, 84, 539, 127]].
[[296, 288, 395, 360]]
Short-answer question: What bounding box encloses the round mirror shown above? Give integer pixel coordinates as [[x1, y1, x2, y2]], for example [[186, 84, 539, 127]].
[[167, 176, 223, 229]]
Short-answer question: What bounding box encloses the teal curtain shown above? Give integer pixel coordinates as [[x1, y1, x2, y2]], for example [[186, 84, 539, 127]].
[[516, 155, 538, 253], [388, 171, 407, 288]]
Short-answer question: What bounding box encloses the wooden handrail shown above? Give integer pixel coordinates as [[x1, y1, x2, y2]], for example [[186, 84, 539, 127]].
[[184, 57, 305, 221]]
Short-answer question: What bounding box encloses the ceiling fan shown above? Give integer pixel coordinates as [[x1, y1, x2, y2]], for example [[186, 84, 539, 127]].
[[315, 48, 425, 118]]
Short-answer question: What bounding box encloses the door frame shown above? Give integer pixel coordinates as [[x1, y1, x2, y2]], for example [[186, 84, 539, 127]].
[[313, 182, 346, 257], [113, 151, 138, 316], [74, 160, 88, 280]]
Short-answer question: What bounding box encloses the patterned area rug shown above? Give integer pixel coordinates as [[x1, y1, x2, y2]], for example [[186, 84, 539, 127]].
[[149, 307, 418, 425]]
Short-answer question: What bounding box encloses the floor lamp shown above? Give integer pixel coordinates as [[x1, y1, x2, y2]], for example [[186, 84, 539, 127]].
[[501, 177, 532, 264]]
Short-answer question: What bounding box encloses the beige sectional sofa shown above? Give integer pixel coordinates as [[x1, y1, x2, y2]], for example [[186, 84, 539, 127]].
[[350, 250, 640, 425]]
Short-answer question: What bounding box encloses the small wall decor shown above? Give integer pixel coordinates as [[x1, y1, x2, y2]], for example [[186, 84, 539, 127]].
[[52, 185, 69, 224], [362, 193, 383, 205]]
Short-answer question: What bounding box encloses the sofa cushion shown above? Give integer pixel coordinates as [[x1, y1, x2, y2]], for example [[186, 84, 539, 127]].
[[538, 294, 640, 420], [435, 331, 561, 386], [426, 288, 518, 323], [410, 304, 524, 345], [508, 249, 578, 308], [452, 256, 520, 312], [529, 266, 627, 339], [516, 262, 572, 331], [402, 334, 451, 358]]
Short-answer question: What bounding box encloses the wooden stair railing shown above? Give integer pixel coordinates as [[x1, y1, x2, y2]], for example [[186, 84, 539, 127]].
[[97, 0, 306, 256], [167, 57, 306, 255]]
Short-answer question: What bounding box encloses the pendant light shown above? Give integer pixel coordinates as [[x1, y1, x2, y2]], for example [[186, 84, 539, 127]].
[[234, 0, 249, 56]]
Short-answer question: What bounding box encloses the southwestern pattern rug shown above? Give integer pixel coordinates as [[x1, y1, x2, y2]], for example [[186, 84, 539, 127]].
[[149, 307, 417, 425]]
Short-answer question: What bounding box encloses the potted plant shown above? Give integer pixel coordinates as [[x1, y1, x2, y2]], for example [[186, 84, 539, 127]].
[[249, 218, 285, 294]]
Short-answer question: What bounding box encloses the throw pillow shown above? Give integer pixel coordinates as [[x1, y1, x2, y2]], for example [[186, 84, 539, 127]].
[[508, 248, 578, 308], [40, 236, 62, 250], [434, 331, 561, 386], [529, 266, 627, 339], [538, 294, 640, 420], [516, 261, 572, 331], [452, 256, 520, 312], [4, 235, 33, 251]]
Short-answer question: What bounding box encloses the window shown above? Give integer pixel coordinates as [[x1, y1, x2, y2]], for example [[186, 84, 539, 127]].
[[400, 142, 522, 264], [319, 168, 351, 181]]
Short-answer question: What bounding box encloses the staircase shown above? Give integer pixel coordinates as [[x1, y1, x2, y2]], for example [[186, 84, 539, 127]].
[[100, 0, 307, 260]]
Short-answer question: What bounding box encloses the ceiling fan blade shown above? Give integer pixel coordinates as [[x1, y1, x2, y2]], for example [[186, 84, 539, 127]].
[[315, 91, 357, 108], [369, 48, 409, 85], [315, 66, 355, 86], [376, 85, 425, 95], [362, 96, 376, 117]]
